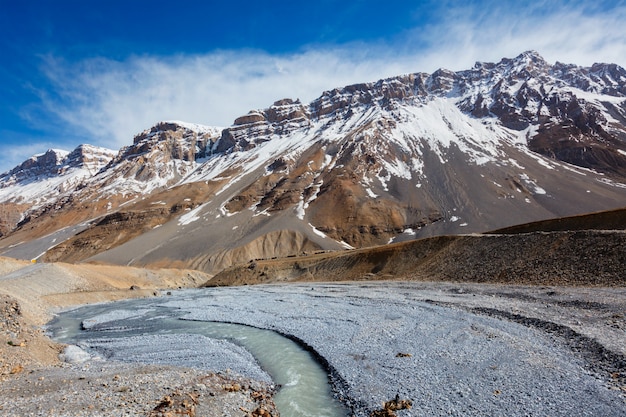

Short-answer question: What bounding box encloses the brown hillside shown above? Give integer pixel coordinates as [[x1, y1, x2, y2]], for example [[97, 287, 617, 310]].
[[491, 207, 626, 234], [42, 182, 220, 264], [206, 230, 626, 287]]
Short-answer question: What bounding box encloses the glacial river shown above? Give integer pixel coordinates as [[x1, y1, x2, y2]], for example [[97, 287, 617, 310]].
[[47, 294, 348, 417], [46, 283, 626, 417]]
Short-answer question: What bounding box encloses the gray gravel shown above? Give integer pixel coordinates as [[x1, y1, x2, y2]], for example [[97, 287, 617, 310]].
[[1, 362, 276, 417], [47, 281, 626, 416], [164, 282, 626, 416]]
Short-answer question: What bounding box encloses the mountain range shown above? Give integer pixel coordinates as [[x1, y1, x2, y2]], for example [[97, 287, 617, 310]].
[[1, 51, 625, 274]]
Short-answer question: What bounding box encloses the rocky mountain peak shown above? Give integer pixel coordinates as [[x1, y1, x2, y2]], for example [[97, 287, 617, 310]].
[[589, 63, 626, 96], [64, 144, 117, 174], [551, 61, 626, 97], [465, 51, 550, 87], [118, 121, 222, 165], [1, 149, 68, 184], [231, 98, 308, 128], [220, 99, 311, 153], [514, 50, 548, 65], [91, 121, 223, 195], [265, 98, 309, 124], [0, 144, 117, 188], [591, 62, 626, 79], [308, 74, 423, 121], [0, 144, 116, 234], [425, 68, 457, 95]]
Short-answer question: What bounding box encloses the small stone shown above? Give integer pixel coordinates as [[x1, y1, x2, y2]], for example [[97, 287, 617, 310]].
[[10, 365, 23, 374], [223, 383, 242, 392]]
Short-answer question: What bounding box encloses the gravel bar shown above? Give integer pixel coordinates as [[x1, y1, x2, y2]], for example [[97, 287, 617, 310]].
[[163, 282, 626, 416]]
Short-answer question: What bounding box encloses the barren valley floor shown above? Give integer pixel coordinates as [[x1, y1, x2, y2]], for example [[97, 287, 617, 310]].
[[1, 277, 625, 416]]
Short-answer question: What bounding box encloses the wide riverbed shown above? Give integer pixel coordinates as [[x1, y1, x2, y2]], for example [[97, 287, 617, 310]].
[[48, 282, 626, 416]]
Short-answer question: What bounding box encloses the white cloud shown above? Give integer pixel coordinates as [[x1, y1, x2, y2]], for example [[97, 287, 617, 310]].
[[410, 1, 626, 70], [39, 49, 419, 151], [34, 1, 626, 155], [0, 142, 60, 174]]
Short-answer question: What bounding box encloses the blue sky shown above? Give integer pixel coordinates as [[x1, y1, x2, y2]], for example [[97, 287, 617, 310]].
[[1, 0, 626, 173]]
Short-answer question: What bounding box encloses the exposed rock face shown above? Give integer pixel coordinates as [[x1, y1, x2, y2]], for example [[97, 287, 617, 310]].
[[222, 99, 310, 153], [2, 149, 69, 182], [0, 203, 27, 237], [1, 145, 117, 187], [1, 52, 626, 272], [100, 121, 222, 189]]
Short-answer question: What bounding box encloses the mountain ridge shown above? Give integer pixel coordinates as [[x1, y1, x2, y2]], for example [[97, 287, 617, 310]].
[[1, 51, 626, 273]]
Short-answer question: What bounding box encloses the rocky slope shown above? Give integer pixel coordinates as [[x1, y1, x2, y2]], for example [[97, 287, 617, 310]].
[[1, 52, 626, 272], [206, 207, 626, 286], [207, 229, 626, 287]]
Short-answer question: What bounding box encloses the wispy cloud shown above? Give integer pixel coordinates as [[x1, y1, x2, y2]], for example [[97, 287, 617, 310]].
[[30, 1, 626, 155], [413, 0, 626, 70], [0, 141, 60, 173], [38, 49, 420, 149]]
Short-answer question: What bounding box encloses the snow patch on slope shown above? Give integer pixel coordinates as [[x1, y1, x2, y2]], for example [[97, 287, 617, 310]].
[[397, 98, 507, 166], [178, 204, 206, 226], [295, 181, 323, 220]]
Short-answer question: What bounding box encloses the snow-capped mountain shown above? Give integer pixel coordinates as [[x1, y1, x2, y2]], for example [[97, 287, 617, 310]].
[[0, 144, 117, 235], [1, 51, 626, 272], [88, 121, 222, 196]]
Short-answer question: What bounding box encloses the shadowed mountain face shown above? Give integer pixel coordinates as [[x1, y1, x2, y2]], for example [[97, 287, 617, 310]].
[[1, 52, 626, 273]]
